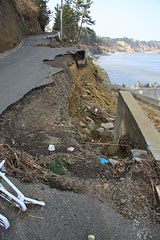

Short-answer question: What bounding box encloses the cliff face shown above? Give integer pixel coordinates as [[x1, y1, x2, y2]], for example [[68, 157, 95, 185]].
[[0, 0, 43, 53]]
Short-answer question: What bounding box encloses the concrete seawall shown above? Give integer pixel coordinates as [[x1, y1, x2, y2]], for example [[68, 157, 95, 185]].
[[131, 87, 160, 100], [114, 91, 160, 161], [103, 82, 160, 108]]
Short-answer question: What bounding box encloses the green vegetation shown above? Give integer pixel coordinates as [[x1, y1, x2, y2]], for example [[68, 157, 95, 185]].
[[49, 156, 69, 175], [35, 0, 52, 31], [53, 0, 95, 43]]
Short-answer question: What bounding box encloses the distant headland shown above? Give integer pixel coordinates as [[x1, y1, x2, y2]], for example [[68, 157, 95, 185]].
[[98, 37, 160, 54]]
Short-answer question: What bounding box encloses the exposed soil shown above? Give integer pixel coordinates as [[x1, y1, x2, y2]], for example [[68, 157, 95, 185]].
[[1, 54, 160, 225], [138, 100, 160, 133]]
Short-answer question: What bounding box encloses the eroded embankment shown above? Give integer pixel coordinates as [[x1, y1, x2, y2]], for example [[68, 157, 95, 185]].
[[1, 53, 160, 224], [68, 57, 117, 143]]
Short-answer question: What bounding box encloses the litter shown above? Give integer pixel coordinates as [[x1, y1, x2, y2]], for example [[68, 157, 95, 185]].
[[48, 144, 55, 151], [0, 160, 45, 229], [0, 214, 10, 230], [88, 235, 95, 240], [100, 158, 110, 164], [109, 158, 118, 166], [67, 147, 75, 152]]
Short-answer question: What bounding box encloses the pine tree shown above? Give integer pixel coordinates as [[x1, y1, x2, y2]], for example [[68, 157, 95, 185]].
[[53, 0, 95, 43], [35, 0, 52, 31]]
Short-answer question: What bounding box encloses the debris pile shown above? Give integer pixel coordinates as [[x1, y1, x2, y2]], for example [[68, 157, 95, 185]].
[[0, 144, 47, 181]]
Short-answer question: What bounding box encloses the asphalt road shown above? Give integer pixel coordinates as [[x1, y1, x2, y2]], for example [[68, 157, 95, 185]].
[[0, 177, 160, 240], [0, 35, 71, 114], [0, 36, 160, 239]]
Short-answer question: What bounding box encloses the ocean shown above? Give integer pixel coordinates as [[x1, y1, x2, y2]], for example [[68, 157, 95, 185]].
[[96, 53, 160, 87]]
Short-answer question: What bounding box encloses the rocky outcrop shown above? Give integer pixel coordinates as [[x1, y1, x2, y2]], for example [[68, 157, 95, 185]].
[[0, 0, 42, 53]]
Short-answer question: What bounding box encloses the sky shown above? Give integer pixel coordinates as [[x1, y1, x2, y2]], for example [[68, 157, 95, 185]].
[[47, 0, 160, 41]]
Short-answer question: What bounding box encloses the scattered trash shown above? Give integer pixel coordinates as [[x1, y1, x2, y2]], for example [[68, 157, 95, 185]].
[[67, 147, 75, 152], [109, 158, 118, 167], [0, 160, 45, 229], [0, 214, 10, 230], [100, 158, 110, 164], [48, 144, 55, 152], [88, 235, 95, 240], [94, 108, 98, 112]]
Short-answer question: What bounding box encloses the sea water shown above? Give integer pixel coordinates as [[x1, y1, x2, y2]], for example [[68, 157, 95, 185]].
[[96, 53, 160, 87]]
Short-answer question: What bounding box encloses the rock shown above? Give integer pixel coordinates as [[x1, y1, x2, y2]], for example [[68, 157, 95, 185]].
[[132, 157, 142, 162], [84, 89, 91, 94], [103, 183, 109, 190], [120, 199, 126, 204], [87, 123, 95, 129], [131, 149, 147, 158], [86, 116, 95, 124], [80, 121, 86, 127], [101, 122, 114, 130], [82, 94, 88, 98], [108, 117, 115, 122], [96, 127, 104, 133], [84, 128, 91, 134], [107, 145, 119, 156]]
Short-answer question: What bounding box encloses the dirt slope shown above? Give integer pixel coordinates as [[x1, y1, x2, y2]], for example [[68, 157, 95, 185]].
[[0, 0, 42, 53]]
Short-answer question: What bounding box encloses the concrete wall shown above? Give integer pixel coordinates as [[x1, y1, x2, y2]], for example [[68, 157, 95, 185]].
[[131, 88, 160, 100], [114, 91, 160, 161], [103, 82, 160, 108]]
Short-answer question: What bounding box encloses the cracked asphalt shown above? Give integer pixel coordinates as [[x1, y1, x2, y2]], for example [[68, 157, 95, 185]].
[[0, 35, 160, 239], [0, 35, 72, 114]]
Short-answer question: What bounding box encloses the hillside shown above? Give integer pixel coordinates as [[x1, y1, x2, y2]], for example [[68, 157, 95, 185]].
[[99, 37, 160, 54], [0, 0, 42, 53]]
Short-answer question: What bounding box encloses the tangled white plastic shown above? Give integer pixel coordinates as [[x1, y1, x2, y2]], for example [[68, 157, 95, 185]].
[[0, 160, 45, 229]]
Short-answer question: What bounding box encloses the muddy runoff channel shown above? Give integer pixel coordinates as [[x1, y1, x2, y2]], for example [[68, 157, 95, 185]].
[[0, 54, 160, 225]]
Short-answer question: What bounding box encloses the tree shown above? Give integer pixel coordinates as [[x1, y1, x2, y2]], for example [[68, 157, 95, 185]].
[[73, 0, 95, 41], [80, 27, 97, 45], [53, 1, 76, 40], [35, 0, 52, 31], [53, 0, 95, 43]]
